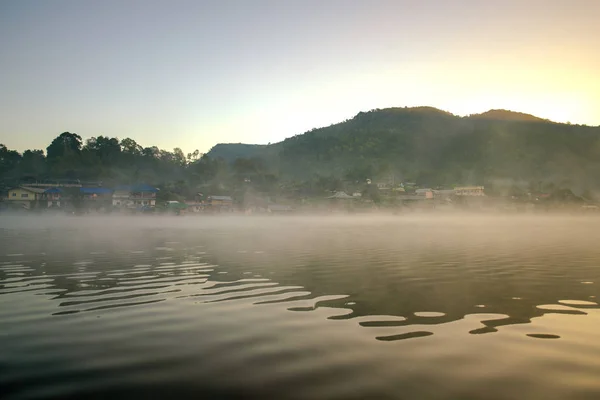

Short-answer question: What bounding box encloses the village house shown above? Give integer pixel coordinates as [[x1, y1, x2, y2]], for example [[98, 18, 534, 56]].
[[376, 182, 390, 190], [206, 195, 233, 211], [6, 186, 47, 209], [415, 188, 434, 199], [7, 186, 115, 210], [454, 186, 485, 196], [433, 189, 455, 197], [184, 201, 204, 213], [78, 187, 114, 211], [81, 187, 113, 201], [112, 184, 158, 209], [43, 187, 63, 208], [165, 200, 187, 214]]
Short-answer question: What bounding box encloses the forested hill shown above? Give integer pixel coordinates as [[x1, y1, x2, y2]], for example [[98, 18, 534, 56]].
[[2, 107, 600, 200], [208, 107, 600, 189], [206, 143, 271, 162], [468, 109, 547, 122]]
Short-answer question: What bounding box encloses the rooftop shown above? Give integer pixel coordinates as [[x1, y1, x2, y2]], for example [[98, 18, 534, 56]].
[[210, 195, 233, 201], [327, 191, 355, 199], [80, 187, 113, 194], [17, 186, 47, 194], [114, 184, 159, 193]]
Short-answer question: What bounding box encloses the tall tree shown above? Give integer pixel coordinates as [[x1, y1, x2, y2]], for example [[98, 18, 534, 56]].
[[20, 150, 46, 177], [46, 132, 83, 160], [84, 136, 121, 163], [120, 138, 143, 155], [0, 144, 22, 180], [46, 132, 84, 180]]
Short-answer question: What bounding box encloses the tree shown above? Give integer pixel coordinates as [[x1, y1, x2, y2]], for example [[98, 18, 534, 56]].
[[187, 150, 200, 163], [143, 146, 160, 158], [120, 138, 143, 155], [0, 144, 22, 177], [172, 148, 187, 167], [84, 136, 121, 162], [46, 132, 82, 160], [20, 150, 46, 177]]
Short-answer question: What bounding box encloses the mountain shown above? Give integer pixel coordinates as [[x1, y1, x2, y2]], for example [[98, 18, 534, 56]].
[[207, 107, 600, 190], [468, 109, 546, 122], [206, 143, 270, 162]]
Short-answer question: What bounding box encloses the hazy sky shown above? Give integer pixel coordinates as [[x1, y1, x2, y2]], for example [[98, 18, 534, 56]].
[[1, 0, 599, 154]]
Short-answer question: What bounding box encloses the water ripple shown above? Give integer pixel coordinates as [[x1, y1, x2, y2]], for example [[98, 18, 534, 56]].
[[3, 216, 600, 400]]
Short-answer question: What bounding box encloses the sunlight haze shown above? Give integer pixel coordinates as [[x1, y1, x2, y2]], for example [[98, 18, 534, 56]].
[[3, 2, 600, 398], [1, 0, 598, 153]]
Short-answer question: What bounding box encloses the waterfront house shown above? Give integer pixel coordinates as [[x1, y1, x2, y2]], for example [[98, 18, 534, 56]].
[[41, 187, 112, 210], [184, 201, 204, 213], [7, 186, 46, 209], [415, 188, 434, 199], [454, 186, 485, 196], [79, 187, 114, 211], [43, 187, 63, 208], [165, 200, 187, 214], [81, 187, 113, 201], [112, 187, 131, 207], [206, 195, 233, 211], [112, 184, 158, 208], [433, 189, 455, 198]]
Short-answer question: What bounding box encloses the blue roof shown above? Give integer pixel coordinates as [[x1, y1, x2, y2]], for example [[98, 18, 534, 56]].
[[44, 188, 62, 194], [80, 187, 113, 194]]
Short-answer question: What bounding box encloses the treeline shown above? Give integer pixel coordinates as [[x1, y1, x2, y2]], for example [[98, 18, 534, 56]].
[[0, 133, 388, 204], [0, 133, 283, 202], [4, 107, 600, 203]]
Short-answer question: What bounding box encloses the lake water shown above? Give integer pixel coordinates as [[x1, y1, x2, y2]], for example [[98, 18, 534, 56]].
[[1, 214, 600, 399]]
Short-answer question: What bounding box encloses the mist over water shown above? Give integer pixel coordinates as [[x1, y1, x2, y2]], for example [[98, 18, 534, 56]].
[[1, 214, 600, 399]]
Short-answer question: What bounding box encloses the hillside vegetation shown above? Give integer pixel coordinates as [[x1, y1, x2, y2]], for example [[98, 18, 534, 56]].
[[208, 107, 600, 191], [2, 107, 600, 202]]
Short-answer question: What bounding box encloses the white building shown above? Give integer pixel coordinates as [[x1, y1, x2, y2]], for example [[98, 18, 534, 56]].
[[112, 184, 158, 208], [454, 186, 485, 196]]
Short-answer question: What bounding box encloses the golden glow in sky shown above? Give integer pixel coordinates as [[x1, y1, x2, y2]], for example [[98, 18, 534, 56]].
[[1, 0, 599, 153]]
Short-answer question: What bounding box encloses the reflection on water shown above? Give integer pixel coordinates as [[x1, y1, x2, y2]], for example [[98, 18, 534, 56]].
[[1, 215, 600, 399]]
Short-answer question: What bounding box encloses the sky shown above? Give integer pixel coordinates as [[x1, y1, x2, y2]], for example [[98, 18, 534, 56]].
[[1, 0, 599, 154]]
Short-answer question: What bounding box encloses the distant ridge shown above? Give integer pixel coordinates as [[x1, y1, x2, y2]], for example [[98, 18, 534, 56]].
[[206, 143, 268, 160], [205, 105, 600, 189], [362, 106, 455, 117], [467, 109, 547, 122]]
